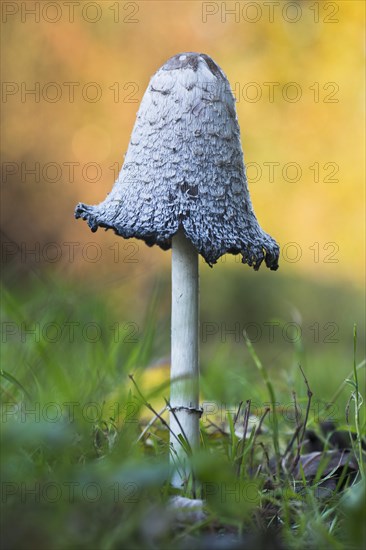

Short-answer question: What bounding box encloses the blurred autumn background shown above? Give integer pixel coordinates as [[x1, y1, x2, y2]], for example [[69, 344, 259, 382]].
[[1, 0, 365, 404]]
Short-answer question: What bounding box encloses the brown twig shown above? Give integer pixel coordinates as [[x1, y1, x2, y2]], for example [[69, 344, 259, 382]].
[[164, 398, 192, 454], [236, 399, 251, 477], [292, 390, 301, 448], [233, 400, 243, 426], [281, 392, 303, 470], [249, 406, 270, 475], [137, 405, 167, 442], [128, 374, 184, 450], [291, 365, 313, 473], [206, 419, 229, 437], [259, 442, 275, 483], [281, 424, 303, 474], [282, 423, 303, 460]]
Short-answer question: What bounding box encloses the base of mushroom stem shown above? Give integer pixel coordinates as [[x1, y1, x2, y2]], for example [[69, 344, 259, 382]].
[[169, 404, 202, 489]]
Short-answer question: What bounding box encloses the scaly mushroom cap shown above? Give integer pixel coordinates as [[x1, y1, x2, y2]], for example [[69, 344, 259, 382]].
[[75, 52, 279, 270]]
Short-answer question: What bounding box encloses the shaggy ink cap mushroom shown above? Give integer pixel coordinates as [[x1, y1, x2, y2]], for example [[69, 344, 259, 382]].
[[75, 52, 280, 270]]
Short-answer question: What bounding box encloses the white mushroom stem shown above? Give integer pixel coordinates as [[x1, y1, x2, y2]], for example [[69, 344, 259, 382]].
[[170, 229, 199, 487]]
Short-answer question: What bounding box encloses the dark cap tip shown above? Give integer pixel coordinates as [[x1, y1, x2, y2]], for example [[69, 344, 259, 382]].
[[162, 52, 225, 79]]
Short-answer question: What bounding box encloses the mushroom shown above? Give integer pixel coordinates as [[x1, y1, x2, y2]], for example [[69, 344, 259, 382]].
[[75, 52, 279, 487]]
